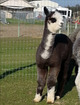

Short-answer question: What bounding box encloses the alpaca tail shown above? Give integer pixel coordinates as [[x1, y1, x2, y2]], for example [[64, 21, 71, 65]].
[[67, 58, 78, 82]]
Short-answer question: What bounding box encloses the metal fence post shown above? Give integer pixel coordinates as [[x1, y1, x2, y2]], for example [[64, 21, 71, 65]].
[[18, 20, 20, 37], [67, 22, 69, 36], [75, 23, 78, 29]]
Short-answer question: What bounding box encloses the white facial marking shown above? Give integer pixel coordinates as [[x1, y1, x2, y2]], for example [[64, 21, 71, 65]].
[[33, 93, 42, 102], [75, 66, 80, 99], [47, 86, 55, 104], [48, 11, 63, 33], [41, 34, 55, 59]]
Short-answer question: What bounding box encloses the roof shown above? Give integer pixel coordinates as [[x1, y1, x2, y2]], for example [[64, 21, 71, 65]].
[[57, 6, 69, 11], [30, 0, 58, 7], [0, 0, 34, 10], [30, 0, 59, 12], [0, 0, 8, 4]]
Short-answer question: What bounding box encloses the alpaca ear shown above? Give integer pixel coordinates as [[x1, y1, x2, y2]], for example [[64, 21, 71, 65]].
[[56, 9, 61, 14], [44, 7, 49, 16], [56, 9, 59, 12]]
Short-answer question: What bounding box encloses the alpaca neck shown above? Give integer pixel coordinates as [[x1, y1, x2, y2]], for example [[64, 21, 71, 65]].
[[42, 28, 56, 48], [41, 28, 56, 59]]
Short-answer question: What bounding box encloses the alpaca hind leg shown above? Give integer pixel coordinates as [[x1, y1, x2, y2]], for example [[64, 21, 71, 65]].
[[34, 66, 48, 102], [67, 58, 76, 81], [75, 64, 78, 76], [56, 61, 69, 99], [75, 66, 80, 99], [47, 67, 60, 104]]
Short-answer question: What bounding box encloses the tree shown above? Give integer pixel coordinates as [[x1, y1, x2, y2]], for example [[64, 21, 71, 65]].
[[67, 4, 80, 13]]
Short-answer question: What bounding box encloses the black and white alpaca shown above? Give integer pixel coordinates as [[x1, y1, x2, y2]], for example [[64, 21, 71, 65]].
[[34, 7, 72, 104], [72, 29, 80, 99]]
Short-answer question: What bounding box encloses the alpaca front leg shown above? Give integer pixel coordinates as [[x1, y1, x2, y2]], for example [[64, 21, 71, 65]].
[[34, 66, 48, 102], [34, 93, 42, 103], [75, 66, 80, 99], [47, 67, 59, 104], [47, 86, 55, 104]]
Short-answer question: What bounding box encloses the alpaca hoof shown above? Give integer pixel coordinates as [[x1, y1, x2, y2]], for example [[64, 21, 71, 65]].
[[33, 94, 42, 103], [47, 100, 54, 104], [56, 96, 60, 100], [47, 98, 54, 104], [33, 98, 41, 103], [33, 98, 40, 103]]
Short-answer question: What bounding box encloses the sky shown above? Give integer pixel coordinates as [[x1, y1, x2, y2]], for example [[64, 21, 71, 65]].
[[51, 0, 80, 7]]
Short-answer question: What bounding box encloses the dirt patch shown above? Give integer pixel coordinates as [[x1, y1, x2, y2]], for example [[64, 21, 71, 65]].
[[0, 24, 44, 38]]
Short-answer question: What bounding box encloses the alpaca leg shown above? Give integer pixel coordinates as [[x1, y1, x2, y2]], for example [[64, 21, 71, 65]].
[[56, 62, 69, 99], [75, 66, 80, 99], [75, 64, 78, 76], [47, 67, 60, 104], [67, 58, 76, 81], [34, 66, 48, 102]]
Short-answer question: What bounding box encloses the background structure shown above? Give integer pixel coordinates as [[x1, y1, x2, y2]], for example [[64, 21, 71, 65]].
[[0, 0, 80, 105]]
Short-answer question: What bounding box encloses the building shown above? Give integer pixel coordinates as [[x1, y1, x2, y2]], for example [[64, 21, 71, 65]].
[[56, 6, 72, 19], [30, 0, 58, 18], [0, 0, 7, 4], [30, 0, 72, 19], [0, 0, 34, 22]]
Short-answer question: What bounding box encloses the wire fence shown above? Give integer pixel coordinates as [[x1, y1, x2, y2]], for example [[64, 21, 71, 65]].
[[0, 1, 80, 80], [0, 23, 79, 81], [0, 7, 80, 80], [0, 0, 80, 105]]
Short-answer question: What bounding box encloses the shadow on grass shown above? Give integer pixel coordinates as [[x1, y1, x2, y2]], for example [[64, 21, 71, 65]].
[[0, 63, 36, 79], [40, 75, 76, 102], [0, 62, 76, 102], [62, 75, 76, 97]]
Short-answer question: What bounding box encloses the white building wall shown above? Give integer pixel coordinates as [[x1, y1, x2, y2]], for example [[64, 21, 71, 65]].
[[30, 0, 59, 18], [30, 0, 58, 11], [5, 11, 12, 18], [30, 0, 72, 19]]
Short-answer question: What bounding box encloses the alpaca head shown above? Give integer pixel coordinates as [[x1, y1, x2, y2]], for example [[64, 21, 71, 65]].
[[44, 7, 64, 33]]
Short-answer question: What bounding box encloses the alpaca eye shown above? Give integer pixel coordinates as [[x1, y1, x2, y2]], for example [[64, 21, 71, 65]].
[[50, 18, 56, 23]]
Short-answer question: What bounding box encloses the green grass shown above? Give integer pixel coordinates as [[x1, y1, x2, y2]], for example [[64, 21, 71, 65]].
[[0, 37, 80, 105], [0, 74, 80, 105], [0, 37, 40, 74], [6, 18, 44, 25]]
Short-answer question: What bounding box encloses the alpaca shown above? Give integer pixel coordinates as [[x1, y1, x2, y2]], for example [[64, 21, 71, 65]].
[[67, 28, 80, 79], [33, 7, 72, 104], [69, 27, 80, 99], [73, 38, 80, 99], [69, 27, 80, 43], [72, 28, 80, 99]]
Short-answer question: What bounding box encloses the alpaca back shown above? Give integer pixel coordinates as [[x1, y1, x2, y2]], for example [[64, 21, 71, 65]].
[[72, 30, 80, 99], [69, 27, 80, 43], [76, 30, 80, 39], [73, 38, 80, 65]]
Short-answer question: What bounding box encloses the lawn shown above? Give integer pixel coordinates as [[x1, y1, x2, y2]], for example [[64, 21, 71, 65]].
[[0, 75, 80, 105], [0, 32, 80, 105], [6, 18, 44, 25], [0, 37, 40, 74]]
